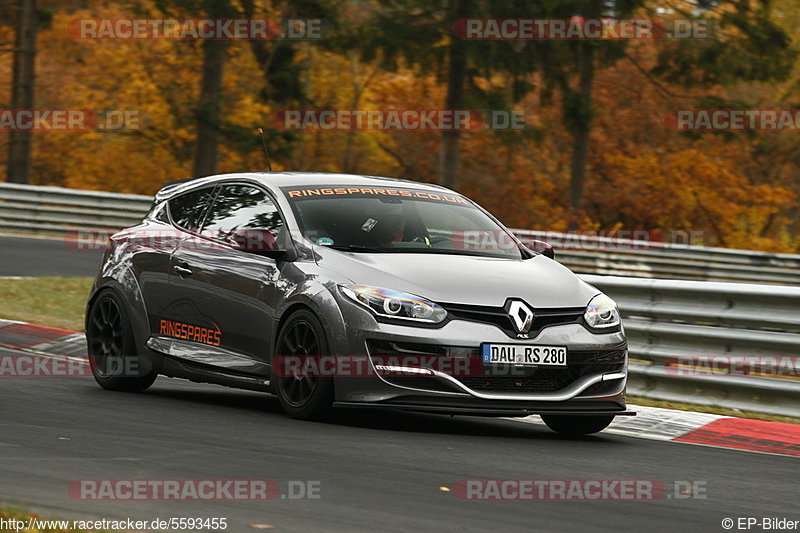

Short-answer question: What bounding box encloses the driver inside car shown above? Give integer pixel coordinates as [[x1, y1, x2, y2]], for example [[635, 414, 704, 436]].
[[373, 214, 405, 245], [362, 202, 431, 247]]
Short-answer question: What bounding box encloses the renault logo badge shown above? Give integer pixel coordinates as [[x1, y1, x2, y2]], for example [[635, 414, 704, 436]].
[[508, 300, 534, 334]]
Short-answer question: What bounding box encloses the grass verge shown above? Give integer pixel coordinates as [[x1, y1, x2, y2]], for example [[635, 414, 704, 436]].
[[628, 395, 800, 425], [0, 277, 93, 331]]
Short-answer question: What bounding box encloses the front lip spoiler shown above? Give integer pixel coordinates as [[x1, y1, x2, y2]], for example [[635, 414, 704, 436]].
[[333, 401, 636, 417]]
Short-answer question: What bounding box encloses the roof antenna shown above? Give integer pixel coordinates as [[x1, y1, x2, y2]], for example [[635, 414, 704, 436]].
[[257, 127, 273, 171]]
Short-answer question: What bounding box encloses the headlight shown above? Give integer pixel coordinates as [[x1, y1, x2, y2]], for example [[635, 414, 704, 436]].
[[584, 293, 620, 330], [339, 284, 447, 323]]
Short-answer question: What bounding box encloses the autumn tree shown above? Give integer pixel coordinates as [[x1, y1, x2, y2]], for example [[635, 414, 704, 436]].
[[154, 0, 240, 177], [353, 0, 545, 189], [6, 0, 38, 184], [1, 0, 798, 252]]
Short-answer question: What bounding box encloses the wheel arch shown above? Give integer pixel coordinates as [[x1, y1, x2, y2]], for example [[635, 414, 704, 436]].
[[272, 281, 347, 359], [86, 268, 150, 356]]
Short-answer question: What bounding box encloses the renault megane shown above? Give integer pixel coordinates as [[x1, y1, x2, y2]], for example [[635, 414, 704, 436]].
[[85, 172, 631, 435]]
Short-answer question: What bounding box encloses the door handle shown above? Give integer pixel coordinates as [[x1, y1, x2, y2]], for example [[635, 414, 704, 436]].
[[173, 265, 193, 277]]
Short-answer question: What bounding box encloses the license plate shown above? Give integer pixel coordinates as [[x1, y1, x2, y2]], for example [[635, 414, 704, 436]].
[[481, 344, 567, 367]]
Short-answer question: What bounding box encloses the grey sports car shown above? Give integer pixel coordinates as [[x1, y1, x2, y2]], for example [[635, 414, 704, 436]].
[[86, 172, 632, 435]]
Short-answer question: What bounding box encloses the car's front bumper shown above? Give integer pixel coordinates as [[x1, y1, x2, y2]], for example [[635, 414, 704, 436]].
[[329, 294, 630, 415]]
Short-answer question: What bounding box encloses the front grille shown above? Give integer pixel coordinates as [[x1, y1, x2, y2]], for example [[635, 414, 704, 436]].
[[459, 349, 626, 393], [441, 302, 584, 337], [458, 372, 572, 393], [367, 340, 626, 395], [458, 361, 624, 393]]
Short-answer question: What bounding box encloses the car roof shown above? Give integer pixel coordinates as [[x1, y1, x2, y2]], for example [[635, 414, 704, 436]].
[[155, 171, 454, 202]]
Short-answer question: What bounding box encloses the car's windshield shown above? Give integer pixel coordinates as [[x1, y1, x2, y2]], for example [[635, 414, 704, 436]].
[[283, 185, 523, 259]]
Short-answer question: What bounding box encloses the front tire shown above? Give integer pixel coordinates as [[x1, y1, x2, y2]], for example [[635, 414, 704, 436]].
[[541, 414, 615, 435], [86, 290, 157, 392], [274, 309, 334, 421]]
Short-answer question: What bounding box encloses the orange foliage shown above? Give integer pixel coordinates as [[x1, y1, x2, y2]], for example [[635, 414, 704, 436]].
[[0, 1, 798, 252]]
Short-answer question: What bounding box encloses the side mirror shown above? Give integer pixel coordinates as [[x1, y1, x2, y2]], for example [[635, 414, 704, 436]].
[[227, 228, 296, 261], [529, 239, 555, 260]]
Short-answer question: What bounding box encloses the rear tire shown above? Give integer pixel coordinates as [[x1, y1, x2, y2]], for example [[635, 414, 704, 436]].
[[274, 309, 334, 421], [541, 414, 615, 435], [86, 290, 157, 393]]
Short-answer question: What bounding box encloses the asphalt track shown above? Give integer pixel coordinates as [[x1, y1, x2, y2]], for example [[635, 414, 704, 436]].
[[1, 344, 798, 533], [0, 235, 104, 277]]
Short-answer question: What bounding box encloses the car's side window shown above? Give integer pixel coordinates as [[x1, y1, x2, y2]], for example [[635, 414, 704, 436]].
[[168, 187, 215, 231], [201, 184, 284, 243]]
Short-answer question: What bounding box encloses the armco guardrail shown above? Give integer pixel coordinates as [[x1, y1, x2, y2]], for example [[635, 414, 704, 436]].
[[0, 182, 152, 234], [1, 183, 799, 414], [516, 229, 800, 285], [582, 274, 800, 417]]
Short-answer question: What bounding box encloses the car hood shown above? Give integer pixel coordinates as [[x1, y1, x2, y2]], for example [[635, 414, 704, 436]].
[[314, 248, 599, 308]]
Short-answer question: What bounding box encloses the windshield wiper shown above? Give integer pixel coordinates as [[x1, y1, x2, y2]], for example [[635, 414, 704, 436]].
[[401, 248, 522, 258], [326, 244, 521, 258], [327, 244, 390, 253]]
